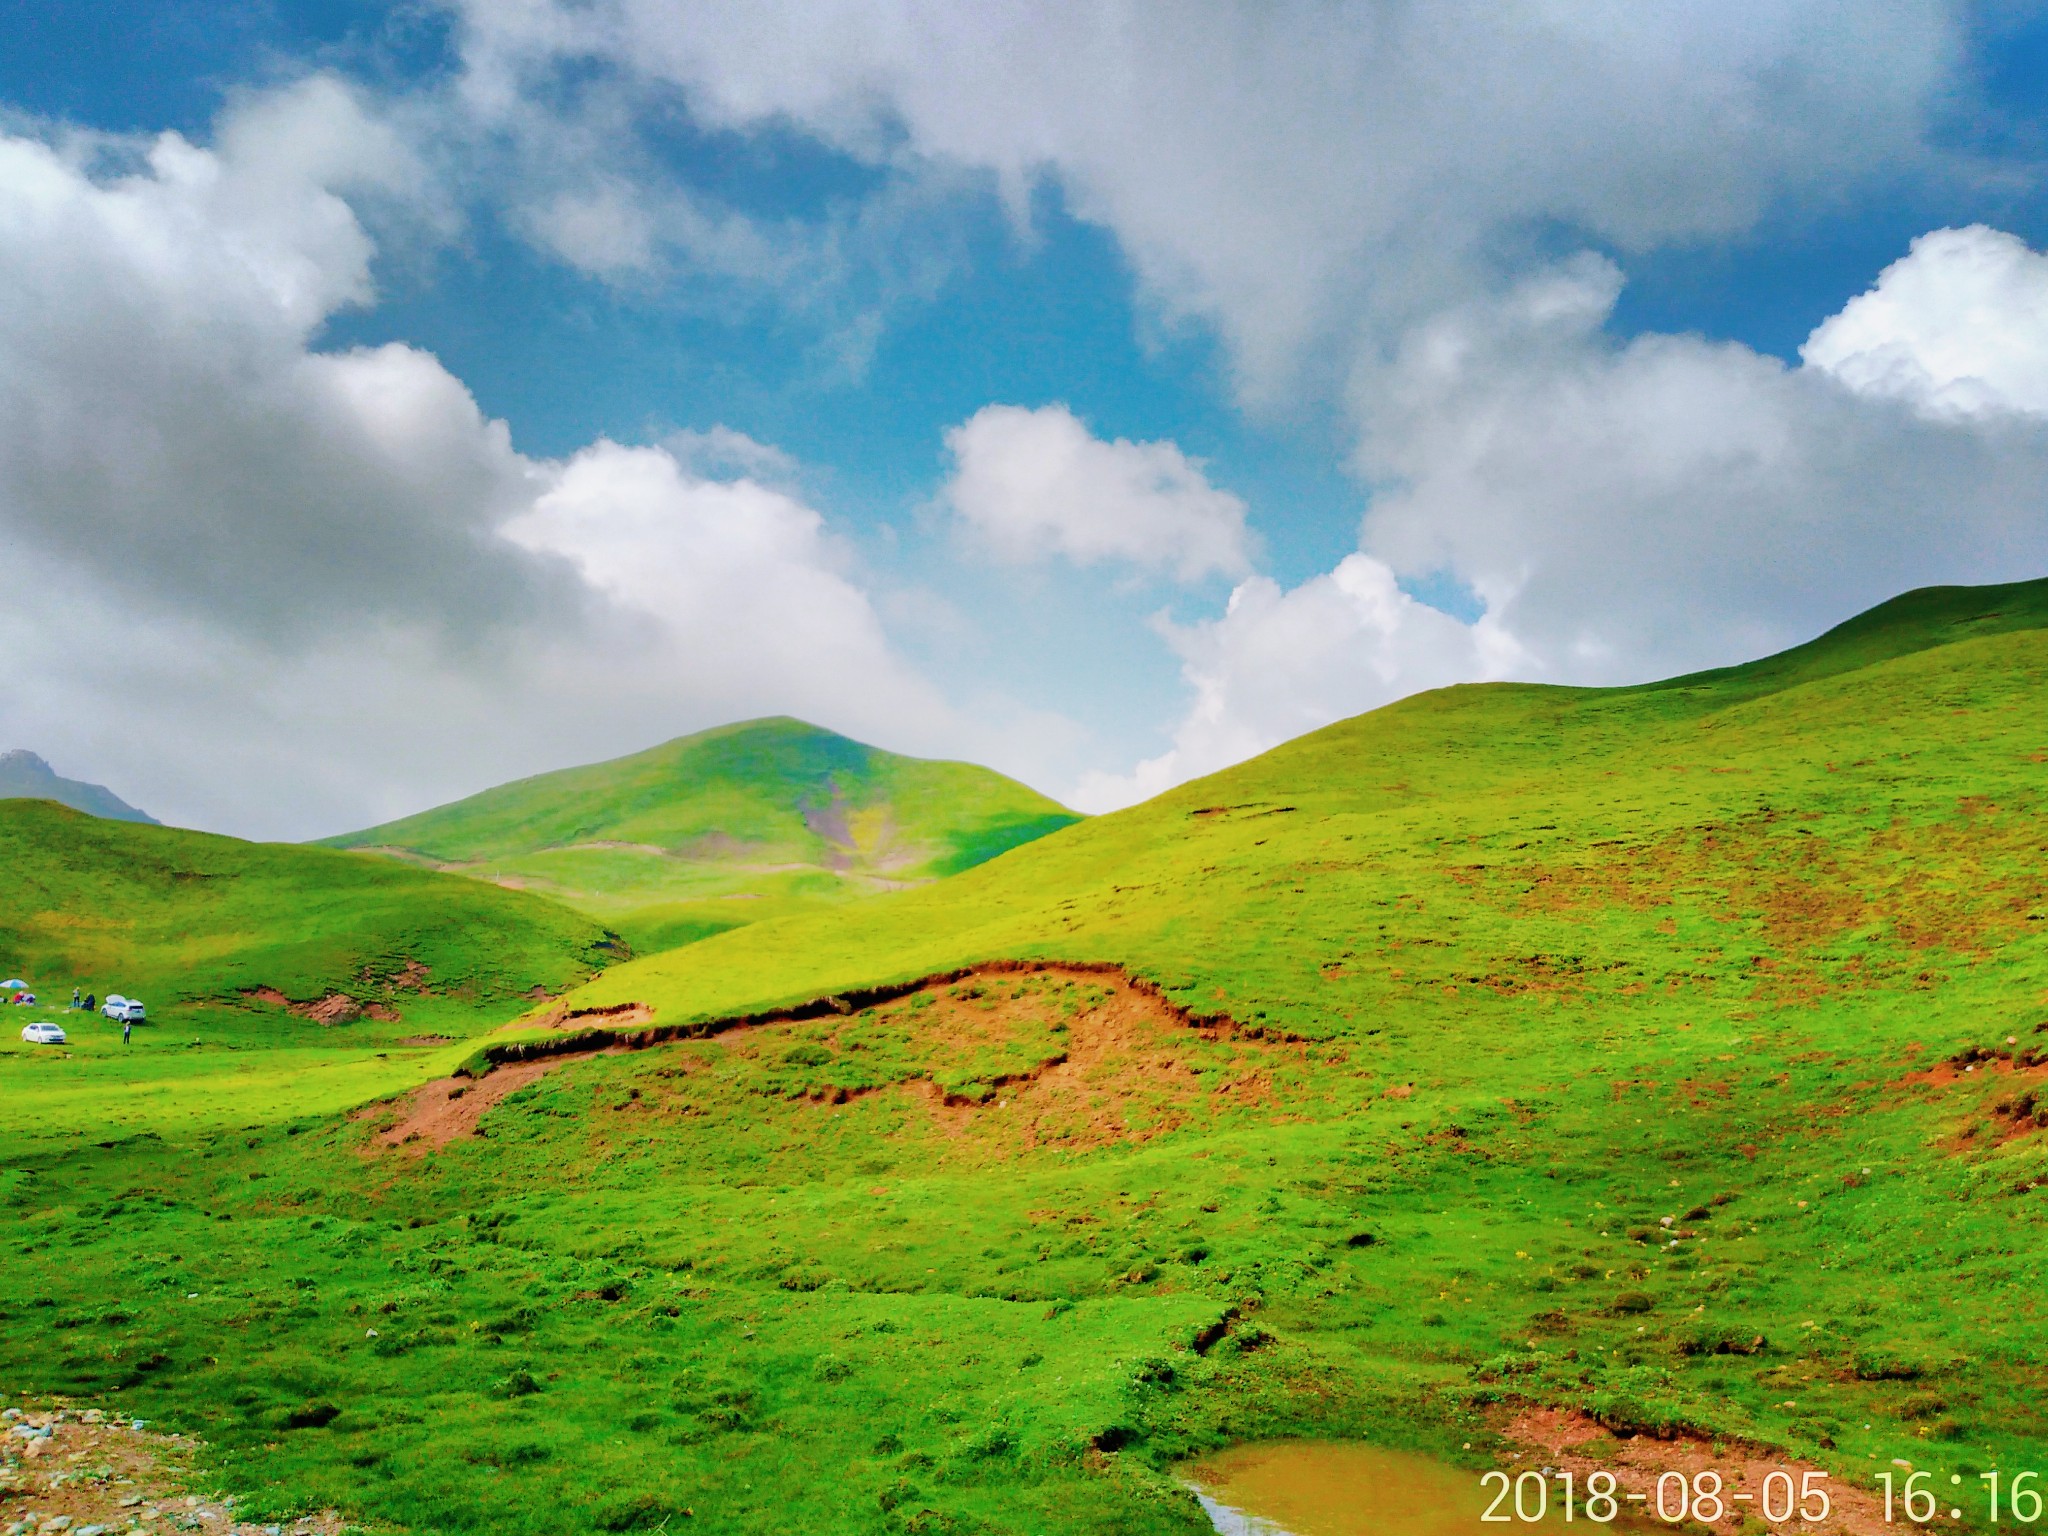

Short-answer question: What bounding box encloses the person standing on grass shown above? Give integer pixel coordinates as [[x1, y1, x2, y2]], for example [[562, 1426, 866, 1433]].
[[123, 1019, 131, 1045], [71, 987, 80, 1010]]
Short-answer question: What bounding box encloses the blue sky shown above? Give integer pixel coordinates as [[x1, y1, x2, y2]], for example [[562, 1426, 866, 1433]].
[[4, 1, 2048, 835]]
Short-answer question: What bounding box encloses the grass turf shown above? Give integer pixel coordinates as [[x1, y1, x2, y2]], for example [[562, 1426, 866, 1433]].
[[4, 579, 2048, 1534]]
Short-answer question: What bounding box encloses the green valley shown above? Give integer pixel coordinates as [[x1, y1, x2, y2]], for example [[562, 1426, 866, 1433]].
[[321, 718, 1081, 953], [5, 579, 2048, 1535]]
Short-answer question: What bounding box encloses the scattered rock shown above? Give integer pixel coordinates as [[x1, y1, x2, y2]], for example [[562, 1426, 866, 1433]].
[[0, 1402, 349, 1536]]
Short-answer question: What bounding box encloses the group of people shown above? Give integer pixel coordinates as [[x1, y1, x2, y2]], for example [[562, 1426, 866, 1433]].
[[69, 987, 98, 1011]]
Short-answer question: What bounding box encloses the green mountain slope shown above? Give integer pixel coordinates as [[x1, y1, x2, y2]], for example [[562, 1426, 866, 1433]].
[[1642, 574, 2048, 705], [553, 575, 2048, 1028], [0, 800, 619, 1138], [7, 579, 2048, 1535], [0, 748, 156, 823], [322, 717, 1080, 952]]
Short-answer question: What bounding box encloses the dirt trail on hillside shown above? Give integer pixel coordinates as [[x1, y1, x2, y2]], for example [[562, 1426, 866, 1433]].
[[357, 1056, 572, 1152], [1505, 1407, 1892, 1536], [366, 961, 1285, 1154]]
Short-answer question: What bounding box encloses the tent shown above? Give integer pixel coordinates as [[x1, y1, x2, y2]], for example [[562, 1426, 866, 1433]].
[[1, 980, 23, 990]]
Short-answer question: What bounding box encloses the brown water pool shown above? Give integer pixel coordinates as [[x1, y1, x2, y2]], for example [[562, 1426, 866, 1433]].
[[1183, 1440, 1619, 1536]]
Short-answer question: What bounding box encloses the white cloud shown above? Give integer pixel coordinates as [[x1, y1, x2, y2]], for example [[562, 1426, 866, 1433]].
[[1074, 233, 2048, 811], [0, 84, 1063, 838], [523, 178, 661, 275], [663, 425, 801, 485], [440, 0, 1962, 397], [1071, 555, 1521, 809], [941, 404, 1252, 581], [1802, 225, 2048, 420], [0, 77, 556, 639], [1353, 250, 2048, 685], [504, 440, 944, 732]]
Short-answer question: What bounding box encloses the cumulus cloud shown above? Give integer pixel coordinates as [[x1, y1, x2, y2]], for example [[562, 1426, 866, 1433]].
[[1070, 233, 2048, 811], [504, 441, 940, 731], [0, 76, 559, 640], [440, 0, 1962, 395], [941, 404, 1252, 581], [1071, 555, 1522, 809], [1802, 225, 2048, 420], [1354, 250, 2048, 683], [0, 83, 1040, 837]]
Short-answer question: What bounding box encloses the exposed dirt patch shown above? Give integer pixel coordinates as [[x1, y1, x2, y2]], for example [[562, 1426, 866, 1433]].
[[0, 1403, 346, 1535], [243, 987, 391, 1025], [370, 961, 1278, 1156], [1505, 1405, 1891, 1536], [358, 1057, 571, 1153], [395, 1033, 454, 1047], [511, 999, 655, 1034], [838, 967, 1272, 1150], [1891, 1041, 2048, 1150], [304, 994, 361, 1025]]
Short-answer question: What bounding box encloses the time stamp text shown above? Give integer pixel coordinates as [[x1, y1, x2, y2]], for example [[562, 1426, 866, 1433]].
[[1480, 1467, 2042, 1525]]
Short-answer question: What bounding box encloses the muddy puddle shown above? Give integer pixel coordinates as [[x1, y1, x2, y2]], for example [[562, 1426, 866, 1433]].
[[1184, 1441, 1646, 1536]]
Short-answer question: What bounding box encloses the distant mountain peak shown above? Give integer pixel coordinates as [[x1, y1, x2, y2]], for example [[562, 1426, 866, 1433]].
[[0, 749, 157, 824]]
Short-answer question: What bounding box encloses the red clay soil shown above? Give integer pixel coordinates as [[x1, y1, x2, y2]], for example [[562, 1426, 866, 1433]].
[[1505, 1406, 1893, 1536], [0, 1404, 347, 1535], [837, 966, 1273, 1151], [243, 987, 397, 1024], [1891, 1042, 2048, 1151], [366, 961, 1280, 1157], [358, 1057, 569, 1153]]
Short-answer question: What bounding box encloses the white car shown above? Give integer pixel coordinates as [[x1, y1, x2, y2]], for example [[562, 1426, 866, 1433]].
[[21, 1022, 66, 1045], [103, 998, 145, 1023]]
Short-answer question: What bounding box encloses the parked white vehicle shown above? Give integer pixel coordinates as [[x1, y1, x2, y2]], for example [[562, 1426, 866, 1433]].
[[102, 997, 145, 1023], [21, 1021, 66, 1045]]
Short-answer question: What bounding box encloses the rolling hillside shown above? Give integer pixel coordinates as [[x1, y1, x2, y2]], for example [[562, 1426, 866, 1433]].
[[0, 799, 620, 1141], [323, 717, 1080, 952], [5, 578, 2047, 1535]]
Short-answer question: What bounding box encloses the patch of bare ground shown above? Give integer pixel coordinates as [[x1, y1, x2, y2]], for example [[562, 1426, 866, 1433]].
[[371, 961, 1286, 1156], [0, 1404, 345, 1535], [506, 999, 655, 1035], [1890, 1038, 2048, 1151], [842, 966, 1276, 1150], [1505, 1406, 1891, 1536], [357, 1056, 570, 1153], [241, 987, 396, 1024]]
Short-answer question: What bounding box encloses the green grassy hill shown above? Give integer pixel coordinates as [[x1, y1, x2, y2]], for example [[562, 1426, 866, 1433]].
[[0, 799, 619, 1141], [321, 717, 1080, 952], [5, 579, 2048, 1535]]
